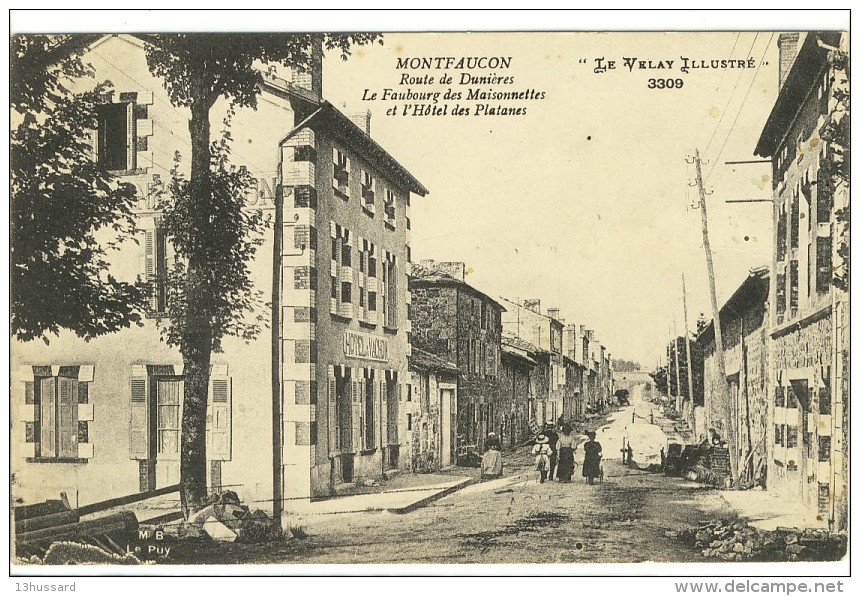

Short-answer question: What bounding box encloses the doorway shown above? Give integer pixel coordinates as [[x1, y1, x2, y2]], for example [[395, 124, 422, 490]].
[[440, 388, 454, 467]]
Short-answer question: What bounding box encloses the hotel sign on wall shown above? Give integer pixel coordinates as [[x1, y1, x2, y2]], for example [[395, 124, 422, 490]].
[[343, 330, 389, 362]]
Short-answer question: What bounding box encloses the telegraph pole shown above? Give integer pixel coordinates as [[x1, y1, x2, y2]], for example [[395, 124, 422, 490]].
[[673, 317, 681, 412], [689, 149, 738, 487], [682, 274, 695, 415]]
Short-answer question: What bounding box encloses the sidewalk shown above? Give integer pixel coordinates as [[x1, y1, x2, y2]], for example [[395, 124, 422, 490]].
[[717, 488, 828, 531], [281, 474, 472, 517]]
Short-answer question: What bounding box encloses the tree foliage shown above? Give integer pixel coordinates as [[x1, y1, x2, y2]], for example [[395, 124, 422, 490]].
[[819, 45, 850, 292], [11, 35, 147, 343], [159, 130, 269, 354], [140, 33, 382, 510]]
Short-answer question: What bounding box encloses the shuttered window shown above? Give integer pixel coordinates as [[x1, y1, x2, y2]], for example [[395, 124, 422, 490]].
[[96, 100, 135, 171], [28, 370, 90, 461]]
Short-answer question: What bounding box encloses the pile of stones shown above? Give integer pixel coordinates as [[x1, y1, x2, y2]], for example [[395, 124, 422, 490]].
[[689, 519, 846, 562], [160, 491, 275, 543]]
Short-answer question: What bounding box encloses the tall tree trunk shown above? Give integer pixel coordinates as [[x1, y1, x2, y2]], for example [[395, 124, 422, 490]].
[[180, 101, 214, 516]]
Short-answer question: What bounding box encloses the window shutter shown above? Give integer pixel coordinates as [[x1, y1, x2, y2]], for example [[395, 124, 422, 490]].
[[379, 378, 387, 447], [328, 366, 337, 454], [40, 378, 57, 458], [129, 372, 149, 460], [208, 375, 232, 461], [58, 377, 79, 458], [359, 372, 366, 448], [351, 377, 360, 451], [125, 101, 136, 170]]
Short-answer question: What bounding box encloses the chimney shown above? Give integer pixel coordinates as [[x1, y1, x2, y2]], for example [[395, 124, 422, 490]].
[[524, 299, 541, 314], [292, 35, 323, 99], [347, 109, 372, 135], [777, 33, 801, 91], [547, 308, 560, 321]]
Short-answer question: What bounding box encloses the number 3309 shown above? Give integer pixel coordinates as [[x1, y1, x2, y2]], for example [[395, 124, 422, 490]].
[[648, 78, 684, 89]]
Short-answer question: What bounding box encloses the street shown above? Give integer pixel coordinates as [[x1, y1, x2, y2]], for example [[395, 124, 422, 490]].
[[170, 393, 736, 565]]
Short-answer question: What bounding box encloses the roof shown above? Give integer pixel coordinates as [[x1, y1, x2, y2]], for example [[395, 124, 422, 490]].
[[501, 344, 538, 367], [696, 267, 770, 344], [409, 262, 506, 312], [754, 32, 842, 157], [409, 347, 458, 374], [501, 331, 545, 356], [498, 296, 565, 328]]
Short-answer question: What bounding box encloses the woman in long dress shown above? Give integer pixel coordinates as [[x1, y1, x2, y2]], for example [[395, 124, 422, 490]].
[[582, 430, 602, 485], [555, 425, 577, 482]]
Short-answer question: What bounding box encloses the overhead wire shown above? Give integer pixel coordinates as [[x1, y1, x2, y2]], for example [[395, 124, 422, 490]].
[[700, 33, 759, 158], [693, 32, 742, 150], [705, 33, 776, 182]]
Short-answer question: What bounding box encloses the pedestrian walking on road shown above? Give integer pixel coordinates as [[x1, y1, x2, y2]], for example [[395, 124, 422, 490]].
[[481, 432, 503, 480], [555, 424, 577, 482], [582, 430, 603, 485], [543, 423, 559, 481], [532, 434, 552, 483]]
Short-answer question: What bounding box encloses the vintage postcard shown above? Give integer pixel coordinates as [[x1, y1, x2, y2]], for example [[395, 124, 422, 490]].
[[7, 11, 851, 580]]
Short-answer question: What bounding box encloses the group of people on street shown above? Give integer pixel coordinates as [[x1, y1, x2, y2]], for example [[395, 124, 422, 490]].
[[479, 422, 604, 485], [532, 423, 603, 485]]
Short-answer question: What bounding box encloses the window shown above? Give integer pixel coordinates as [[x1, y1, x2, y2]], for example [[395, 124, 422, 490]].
[[361, 170, 375, 214], [786, 425, 798, 448], [156, 379, 181, 456], [341, 282, 352, 304], [332, 147, 349, 196], [790, 191, 800, 250], [776, 204, 787, 262], [130, 366, 231, 476], [789, 260, 799, 317], [364, 376, 375, 449], [775, 385, 785, 407], [96, 101, 135, 171], [384, 189, 396, 228], [819, 436, 831, 462], [341, 239, 352, 267], [33, 374, 82, 459], [144, 224, 169, 314], [384, 257, 398, 328]]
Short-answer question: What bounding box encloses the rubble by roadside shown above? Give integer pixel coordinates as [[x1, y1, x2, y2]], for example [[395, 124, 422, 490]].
[[674, 519, 847, 562], [144, 490, 302, 545]]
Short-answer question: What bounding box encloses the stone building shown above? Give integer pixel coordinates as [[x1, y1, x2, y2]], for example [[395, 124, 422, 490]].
[[11, 34, 427, 513], [696, 267, 770, 489], [500, 334, 540, 447], [405, 348, 458, 472], [409, 261, 504, 456], [499, 299, 566, 425], [753, 31, 848, 529]]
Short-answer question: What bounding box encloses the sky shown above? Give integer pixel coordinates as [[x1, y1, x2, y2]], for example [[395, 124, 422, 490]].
[[322, 31, 782, 367], [6, 10, 848, 369]]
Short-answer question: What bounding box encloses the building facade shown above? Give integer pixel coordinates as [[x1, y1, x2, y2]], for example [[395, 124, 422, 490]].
[[697, 268, 770, 490], [11, 34, 427, 511], [500, 334, 540, 446], [753, 31, 848, 529], [406, 348, 458, 472], [409, 261, 504, 455], [500, 299, 566, 424]]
